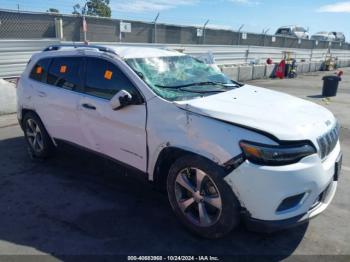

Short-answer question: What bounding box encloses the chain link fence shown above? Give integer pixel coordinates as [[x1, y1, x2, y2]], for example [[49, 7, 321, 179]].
[[0, 9, 349, 50]]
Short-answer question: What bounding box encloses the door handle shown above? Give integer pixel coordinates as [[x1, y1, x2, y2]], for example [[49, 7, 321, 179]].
[[38, 91, 47, 97], [81, 103, 96, 110]]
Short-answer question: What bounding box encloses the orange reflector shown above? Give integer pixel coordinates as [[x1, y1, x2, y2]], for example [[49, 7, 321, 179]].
[[104, 70, 113, 80], [240, 143, 262, 158], [60, 65, 67, 73], [36, 66, 43, 74]]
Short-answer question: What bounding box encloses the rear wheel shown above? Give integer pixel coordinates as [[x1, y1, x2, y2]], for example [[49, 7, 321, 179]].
[[167, 155, 240, 238], [23, 112, 54, 159]]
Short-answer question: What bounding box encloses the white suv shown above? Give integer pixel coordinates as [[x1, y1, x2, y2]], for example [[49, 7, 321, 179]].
[[17, 44, 342, 238]]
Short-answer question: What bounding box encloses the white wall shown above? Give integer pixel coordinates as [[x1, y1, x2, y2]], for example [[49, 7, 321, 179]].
[[0, 79, 16, 115]]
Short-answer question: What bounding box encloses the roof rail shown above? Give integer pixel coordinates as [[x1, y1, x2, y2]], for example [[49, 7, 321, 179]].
[[43, 44, 117, 55]]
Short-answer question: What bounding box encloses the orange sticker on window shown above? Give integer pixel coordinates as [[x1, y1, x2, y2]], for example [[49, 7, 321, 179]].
[[36, 66, 43, 74], [104, 70, 113, 80], [60, 65, 67, 73]]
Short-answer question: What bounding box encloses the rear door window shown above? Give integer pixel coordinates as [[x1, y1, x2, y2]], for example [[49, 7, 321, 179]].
[[47, 57, 83, 91], [29, 58, 51, 83], [84, 57, 139, 100]]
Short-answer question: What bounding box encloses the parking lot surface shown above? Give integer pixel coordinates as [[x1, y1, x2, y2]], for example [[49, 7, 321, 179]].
[[0, 68, 349, 260]]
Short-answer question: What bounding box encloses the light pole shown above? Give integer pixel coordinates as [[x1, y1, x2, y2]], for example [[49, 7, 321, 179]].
[[237, 24, 244, 46], [119, 20, 123, 42], [82, 2, 88, 43], [153, 13, 160, 43], [202, 19, 209, 44], [263, 28, 270, 46]]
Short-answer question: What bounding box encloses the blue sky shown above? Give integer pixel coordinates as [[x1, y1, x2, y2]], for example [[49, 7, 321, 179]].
[[1, 0, 350, 39]]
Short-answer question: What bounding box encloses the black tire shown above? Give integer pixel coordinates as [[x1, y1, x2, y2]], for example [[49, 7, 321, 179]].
[[167, 155, 240, 239], [23, 112, 54, 159]]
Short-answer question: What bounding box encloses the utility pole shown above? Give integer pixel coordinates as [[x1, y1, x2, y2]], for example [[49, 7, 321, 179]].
[[237, 24, 244, 46], [202, 19, 209, 44], [17, 4, 20, 12], [153, 13, 160, 43]]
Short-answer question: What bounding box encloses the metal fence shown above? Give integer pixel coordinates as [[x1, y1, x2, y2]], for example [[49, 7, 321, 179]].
[[1, 39, 350, 78], [1, 9, 350, 50], [0, 39, 60, 78]]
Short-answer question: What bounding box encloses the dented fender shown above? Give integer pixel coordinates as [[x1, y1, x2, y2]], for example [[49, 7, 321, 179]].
[[146, 97, 276, 181]]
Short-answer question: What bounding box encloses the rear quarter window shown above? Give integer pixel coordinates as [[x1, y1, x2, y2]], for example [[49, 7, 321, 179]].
[[29, 58, 51, 82]]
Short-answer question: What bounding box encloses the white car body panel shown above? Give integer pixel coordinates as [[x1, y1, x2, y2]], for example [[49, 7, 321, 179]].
[[146, 96, 276, 180], [175, 85, 335, 141], [33, 82, 86, 146], [79, 94, 147, 171]]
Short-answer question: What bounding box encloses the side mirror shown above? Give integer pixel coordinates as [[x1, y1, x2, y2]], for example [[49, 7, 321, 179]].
[[110, 90, 133, 110]]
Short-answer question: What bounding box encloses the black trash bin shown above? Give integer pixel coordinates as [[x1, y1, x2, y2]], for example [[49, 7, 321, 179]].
[[322, 75, 341, 97]]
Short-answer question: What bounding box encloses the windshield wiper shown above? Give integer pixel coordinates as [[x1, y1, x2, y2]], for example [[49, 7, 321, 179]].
[[158, 86, 226, 94], [155, 81, 236, 89]]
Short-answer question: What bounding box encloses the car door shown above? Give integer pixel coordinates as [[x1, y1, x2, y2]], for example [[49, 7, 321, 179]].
[[31, 56, 87, 146], [78, 56, 147, 172]]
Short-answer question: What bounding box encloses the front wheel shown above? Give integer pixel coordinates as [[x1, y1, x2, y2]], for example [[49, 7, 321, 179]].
[[167, 155, 241, 238]]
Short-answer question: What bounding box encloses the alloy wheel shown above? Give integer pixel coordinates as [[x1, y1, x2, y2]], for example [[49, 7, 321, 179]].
[[174, 167, 222, 227], [25, 118, 44, 153]]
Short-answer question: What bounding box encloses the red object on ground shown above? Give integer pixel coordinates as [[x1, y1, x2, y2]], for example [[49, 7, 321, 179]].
[[275, 60, 286, 79]]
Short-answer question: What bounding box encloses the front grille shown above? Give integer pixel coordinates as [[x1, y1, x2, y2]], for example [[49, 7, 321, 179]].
[[317, 122, 340, 159]]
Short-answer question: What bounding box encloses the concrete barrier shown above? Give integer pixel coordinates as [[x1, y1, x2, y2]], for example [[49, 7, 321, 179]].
[[296, 63, 304, 74], [222, 66, 239, 81], [238, 66, 253, 82], [265, 64, 276, 78], [316, 62, 323, 71], [0, 79, 17, 115], [302, 63, 310, 73], [252, 65, 266, 80], [310, 62, 317, 72], [340, 60, 349, 68]]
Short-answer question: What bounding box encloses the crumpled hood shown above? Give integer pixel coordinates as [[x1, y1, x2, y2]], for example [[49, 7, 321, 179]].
[[175, 85, 336, 141]]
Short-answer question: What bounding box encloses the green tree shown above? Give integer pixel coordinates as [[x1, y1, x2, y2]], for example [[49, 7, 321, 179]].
[[47, 8, 59, 13], [72, 0, 111, 18]]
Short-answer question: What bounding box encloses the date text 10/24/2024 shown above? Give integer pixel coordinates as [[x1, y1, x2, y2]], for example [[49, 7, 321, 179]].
[[127, 256, 220, 261]]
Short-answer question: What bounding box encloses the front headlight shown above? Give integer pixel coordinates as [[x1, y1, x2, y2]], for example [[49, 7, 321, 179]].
[[239, 140, 316, 166]]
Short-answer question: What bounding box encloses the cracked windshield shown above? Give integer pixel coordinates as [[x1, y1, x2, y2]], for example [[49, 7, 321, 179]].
[[126, 55, 238, 101]]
